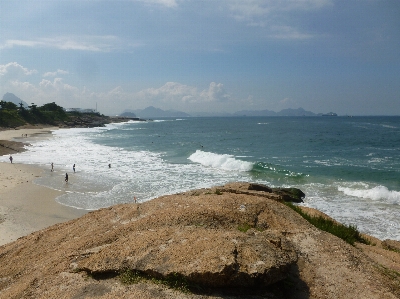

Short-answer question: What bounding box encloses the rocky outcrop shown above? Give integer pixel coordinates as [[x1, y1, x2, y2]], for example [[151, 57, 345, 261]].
[[0, 182, 399, 298], [0, 140, 27, 155], [59, 115, 144, 128], [220, 182, 304, 203]]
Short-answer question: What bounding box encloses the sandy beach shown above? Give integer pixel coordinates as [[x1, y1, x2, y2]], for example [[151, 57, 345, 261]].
[[0, 127, 88, 246]]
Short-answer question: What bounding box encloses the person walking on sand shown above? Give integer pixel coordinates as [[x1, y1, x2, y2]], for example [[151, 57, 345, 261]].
[[51, 162, 54, 172], [73, 164, 76, 173], [65, 173, 68, 183], [9, 155, 13, 163]]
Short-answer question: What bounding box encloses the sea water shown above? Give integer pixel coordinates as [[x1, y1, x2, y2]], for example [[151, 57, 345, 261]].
[[5, 116, 400, 241]]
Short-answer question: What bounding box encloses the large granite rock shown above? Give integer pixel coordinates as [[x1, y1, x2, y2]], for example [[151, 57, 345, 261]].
[[78, 228, 297, 288], [0, 182, 399, 299]]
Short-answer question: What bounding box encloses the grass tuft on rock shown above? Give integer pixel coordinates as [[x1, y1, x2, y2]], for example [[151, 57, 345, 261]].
[[237, 223, 253, 233], [374, 264, 400, 295], [119, 270, 192, 293], [284, 202, 370, 246]]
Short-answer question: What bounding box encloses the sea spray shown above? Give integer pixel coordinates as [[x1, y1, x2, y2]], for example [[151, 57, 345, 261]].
[[338, 185, 400, 204], [188, 150, 253, 171]]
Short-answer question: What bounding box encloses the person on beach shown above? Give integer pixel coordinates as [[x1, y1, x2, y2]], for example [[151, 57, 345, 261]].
[[65, 173, 68, 183], [9, 155, 13, 163], [73, 164, 76, 173], [108, 163, 111, 168], [51, 162, 54, 172]]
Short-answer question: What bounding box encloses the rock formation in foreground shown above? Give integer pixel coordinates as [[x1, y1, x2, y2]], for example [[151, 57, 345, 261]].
[[0, 182, 399, 299]]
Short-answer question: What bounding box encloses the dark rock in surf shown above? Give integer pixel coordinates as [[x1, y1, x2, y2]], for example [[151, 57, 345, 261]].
[[271, 188, 305, 203], [248, 183, 273, 193]]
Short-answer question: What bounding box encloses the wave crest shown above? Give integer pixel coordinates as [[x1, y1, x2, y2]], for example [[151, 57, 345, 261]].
[[338, 185, 400, 203], [253, 162, 306, 178], [188, 150, 253, 171]]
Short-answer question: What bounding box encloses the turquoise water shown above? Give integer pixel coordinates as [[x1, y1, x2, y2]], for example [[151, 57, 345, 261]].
[[98, 116, 400, 188], [9, 116, 400, 240]]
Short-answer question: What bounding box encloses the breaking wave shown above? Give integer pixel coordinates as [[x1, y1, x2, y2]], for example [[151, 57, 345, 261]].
[[338, 185, 400, 204], [188, 150, 253, 171]]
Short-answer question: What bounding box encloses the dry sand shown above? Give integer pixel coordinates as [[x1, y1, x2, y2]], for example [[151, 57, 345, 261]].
[[0, 125, 59, 156], [0, 124, 59, 139], [0, 127, 88, 246]]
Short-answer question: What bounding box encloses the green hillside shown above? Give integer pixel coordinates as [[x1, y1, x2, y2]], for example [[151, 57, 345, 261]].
[[0, 101, 112, 128]]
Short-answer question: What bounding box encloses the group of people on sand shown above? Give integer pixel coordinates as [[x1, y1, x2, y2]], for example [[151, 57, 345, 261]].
[[9, 158, 138, 202]]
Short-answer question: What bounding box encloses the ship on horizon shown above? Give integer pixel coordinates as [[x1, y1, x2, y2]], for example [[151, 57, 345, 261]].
[[322, 112, 338, 116]]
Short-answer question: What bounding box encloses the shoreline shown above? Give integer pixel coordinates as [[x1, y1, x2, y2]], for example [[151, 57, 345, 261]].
[[0, 126, 88, 246], [0, 162, 88, 246], [0, 163, 89, 246], [0, 125, 398, 246], [0, 125, 59, 156]]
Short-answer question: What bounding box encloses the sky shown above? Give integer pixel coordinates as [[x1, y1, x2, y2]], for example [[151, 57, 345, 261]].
[[1, 0, 399, 116]]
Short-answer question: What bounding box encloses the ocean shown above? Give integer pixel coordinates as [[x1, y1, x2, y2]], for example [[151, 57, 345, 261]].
[[5, 116, 400, 241]]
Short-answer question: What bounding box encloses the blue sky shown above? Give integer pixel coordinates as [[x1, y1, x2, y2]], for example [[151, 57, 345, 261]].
[[1, 0, 399, 115]]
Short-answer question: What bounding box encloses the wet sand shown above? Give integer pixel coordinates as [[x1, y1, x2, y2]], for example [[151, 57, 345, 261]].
[[0, 127, 88, 246]]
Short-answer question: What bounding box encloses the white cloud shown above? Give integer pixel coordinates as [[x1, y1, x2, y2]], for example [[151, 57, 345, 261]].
[[0, 62, 237, 114], [268, 25, 314, 40], [43, 69, 69, 77], [0, 62, 37, 77], [39, 78, 78, 93], [229, 0, 332, 18], [1, 80, 238, 114], [9, 80, 38, 92], [1, 36, 143, 52], [200, 82, 230, 102], [228, 0, 332, 39], [137, 82, 198, 104], [136, 82, 231, 106], [135, 0, 178, 8]]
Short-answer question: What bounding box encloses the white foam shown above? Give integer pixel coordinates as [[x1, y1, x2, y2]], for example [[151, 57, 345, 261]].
[[12, 128, 252, 210], [7, 122, 400, 241], [188, 150, 253, 172], [338, 185, 400, 204], [301, 181, 400, 241]]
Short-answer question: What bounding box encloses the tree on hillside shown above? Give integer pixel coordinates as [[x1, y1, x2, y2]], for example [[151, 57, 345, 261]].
[[38, 102, 68, 122], [0, 101, 18, 110], [29, 103, 38, 111], [39, 102, 65, 113]]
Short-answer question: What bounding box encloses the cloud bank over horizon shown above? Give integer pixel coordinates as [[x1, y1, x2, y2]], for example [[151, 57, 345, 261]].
[[1, 0, 399, 115]]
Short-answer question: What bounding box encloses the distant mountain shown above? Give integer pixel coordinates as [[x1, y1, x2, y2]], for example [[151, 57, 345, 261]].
[[276, 108, 317, 116], [118, 111, 137, 118], [233, 109, 276, 117], [233, 107, 317, 117], [121, 106, 321, 118], [190, 111, 233, 117], [2, 93, 29, 108], [122, 106, 191, 118]]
